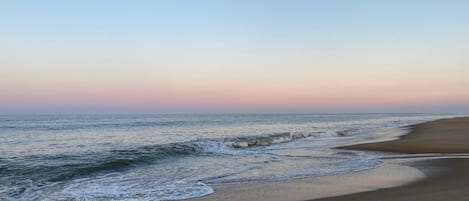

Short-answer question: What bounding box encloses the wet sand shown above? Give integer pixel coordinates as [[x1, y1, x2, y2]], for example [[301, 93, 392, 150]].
[[312, 158, 469, 201], [189, 160, 425, 201], [313, 117, 469, 201]]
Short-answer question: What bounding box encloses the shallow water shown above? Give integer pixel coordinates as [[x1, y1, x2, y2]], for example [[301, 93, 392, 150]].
[[0, 114, 456, 200]]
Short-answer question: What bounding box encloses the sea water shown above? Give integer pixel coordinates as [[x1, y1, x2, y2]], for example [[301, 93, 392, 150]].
[[0, 114, 456, 200]]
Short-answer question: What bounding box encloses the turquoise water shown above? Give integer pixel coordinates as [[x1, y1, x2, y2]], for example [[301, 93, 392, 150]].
[[0, 114, 455, 200]]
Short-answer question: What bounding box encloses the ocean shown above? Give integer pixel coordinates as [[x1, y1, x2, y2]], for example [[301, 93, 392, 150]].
[[0, 113, 456, 200]]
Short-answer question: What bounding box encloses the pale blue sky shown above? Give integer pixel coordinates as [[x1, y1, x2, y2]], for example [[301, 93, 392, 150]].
[[1, 0, 469, 113]]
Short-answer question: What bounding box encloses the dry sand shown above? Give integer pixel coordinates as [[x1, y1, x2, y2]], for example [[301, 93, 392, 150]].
[[341, 117, 469, 154]]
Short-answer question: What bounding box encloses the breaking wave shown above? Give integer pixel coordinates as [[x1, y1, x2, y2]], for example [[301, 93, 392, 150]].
[[2, 129, 350, 183], [224, 130, 351, 148], [1, 129, 353, 200]]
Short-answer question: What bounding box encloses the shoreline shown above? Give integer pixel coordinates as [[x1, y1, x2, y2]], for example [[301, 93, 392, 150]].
[[187, 117, 469, 201], [311, 158, 469, 201], [340, 117, 469, 154], [312, 117, 469, 201]]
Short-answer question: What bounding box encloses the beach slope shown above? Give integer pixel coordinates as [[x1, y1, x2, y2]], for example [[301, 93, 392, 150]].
[[313, 117, 469, 201], [341, 117, 469, 154]]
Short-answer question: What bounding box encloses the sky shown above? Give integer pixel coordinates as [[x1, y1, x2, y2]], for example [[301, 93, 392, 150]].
[[1, 0, 469, 114]]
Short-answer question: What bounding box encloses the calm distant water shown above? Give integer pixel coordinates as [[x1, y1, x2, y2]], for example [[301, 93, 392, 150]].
[[0, 114, 456, 200]]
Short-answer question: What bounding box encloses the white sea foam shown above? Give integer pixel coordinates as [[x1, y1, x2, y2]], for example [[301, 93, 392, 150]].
[[21, 172, 214, 201]]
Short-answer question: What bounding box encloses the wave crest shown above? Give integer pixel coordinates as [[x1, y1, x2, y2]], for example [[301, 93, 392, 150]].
[[225, 130, 349, 148]]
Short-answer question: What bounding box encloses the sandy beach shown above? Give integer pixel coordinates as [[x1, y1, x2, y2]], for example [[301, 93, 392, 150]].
[[341, 117, 469, 154], [188, 117, 469, 201], [315, 117, 469, 201], [312, 158, 469, 201]]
